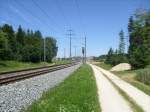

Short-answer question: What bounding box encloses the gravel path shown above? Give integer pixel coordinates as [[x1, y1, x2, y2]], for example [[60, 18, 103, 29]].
[[90, 64, 132, 112], [96, 65, 150, 112], [0, 64, 81, 112]]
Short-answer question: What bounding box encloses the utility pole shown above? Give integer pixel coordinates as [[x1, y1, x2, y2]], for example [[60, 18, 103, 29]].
[[82, 47, 85, 63], [85, 36, 87, 63], [66, 29, 74, 61], [64, 48, 66, 59], [44, 38, 46, 62], [74, 46, 77, 58], [69, 30, 72, 60]]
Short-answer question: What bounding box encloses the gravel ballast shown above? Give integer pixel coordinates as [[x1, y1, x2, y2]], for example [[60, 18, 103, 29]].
[[0, 64, 81, 112]]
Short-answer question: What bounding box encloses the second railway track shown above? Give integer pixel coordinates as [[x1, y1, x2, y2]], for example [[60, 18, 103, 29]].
[[0, 63, 78, 85]]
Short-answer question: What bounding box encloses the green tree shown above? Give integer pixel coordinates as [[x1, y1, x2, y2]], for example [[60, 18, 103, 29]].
[[34, 30, 43, 61], [21, 30, 42, 63], [1, 24, 17, 59], [0, 30, 12, 60], [118, 30, 125, 54], [128, 10, 150, 68], [0, 24, 58, 63], [16, 25, 25, 46], [16, 25, 26, 60], [105, 48, 114, 64], [128, 16, 135, 33], [45, 37, 58, 62]]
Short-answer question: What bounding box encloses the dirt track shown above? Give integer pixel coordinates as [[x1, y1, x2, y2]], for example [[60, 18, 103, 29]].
[[91, 64, 150, 112], [91, 64, 132, 112]]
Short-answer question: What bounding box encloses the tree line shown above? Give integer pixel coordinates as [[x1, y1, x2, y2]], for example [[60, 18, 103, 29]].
[[0, 24, 58, 63], [105, 30, 128, 66], [105, 9, 150, 69]]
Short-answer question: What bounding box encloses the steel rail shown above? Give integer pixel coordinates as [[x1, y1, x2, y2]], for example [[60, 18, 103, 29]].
[[0, 63, 72, 75], [0, 63, 78, 85]]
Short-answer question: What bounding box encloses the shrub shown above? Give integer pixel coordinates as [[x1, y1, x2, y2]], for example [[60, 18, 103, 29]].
[[136, 69, 150, 85]]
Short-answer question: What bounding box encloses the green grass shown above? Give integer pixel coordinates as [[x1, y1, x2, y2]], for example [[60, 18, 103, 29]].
[[24, 64, 101, 112], [113, 70, 150, 96], [54, 60, 71, 65], [0, 60, 72, 73], [95, 62, 112, 70], [136, 69, 150, 85], [0, 61, 53, 73]]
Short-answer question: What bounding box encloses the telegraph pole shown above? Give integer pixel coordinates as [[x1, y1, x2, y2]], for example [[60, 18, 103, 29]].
[[82, 47, 85, 63], [44, 38, 46, 62], [66, 29, 74, 61], [85, 36, 87, 63], [70, 35, 71, 59], [64, 48, 66, 59], [74, 46, 77, 57]]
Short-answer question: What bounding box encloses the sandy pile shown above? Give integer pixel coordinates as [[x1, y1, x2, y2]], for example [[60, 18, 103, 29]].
[[110, 63, 131, 71]]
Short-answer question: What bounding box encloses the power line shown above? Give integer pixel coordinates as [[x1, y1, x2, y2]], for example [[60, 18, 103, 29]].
[[74, 0, 87, 60], [74, 0, 86, 35], [55, 0, 72, 28], [12, 0, 43, 28], [13, 0, 57, 35], [31, 0, 64, 32]]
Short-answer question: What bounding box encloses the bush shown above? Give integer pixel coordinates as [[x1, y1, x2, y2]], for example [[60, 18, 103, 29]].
[[105, 54, 128, 66], [136, 69, 150, 85]]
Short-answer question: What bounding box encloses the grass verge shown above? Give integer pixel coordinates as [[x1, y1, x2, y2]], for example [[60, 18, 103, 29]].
[[0, 61, 52, 73], [101, 72, 144, 112], [95, 62, 112, 70], [113, 71, 150, 96], [0, 60, 72, 73], [54, 60, 71, 65], [24, 64, 101, 112]]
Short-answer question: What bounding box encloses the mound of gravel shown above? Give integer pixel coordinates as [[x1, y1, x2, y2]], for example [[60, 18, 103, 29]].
[[110, 63, 131, 71]]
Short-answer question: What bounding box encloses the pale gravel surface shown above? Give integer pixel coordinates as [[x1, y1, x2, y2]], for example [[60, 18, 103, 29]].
[[90, 64, 132, 112], [96, 65, 150, 112], [110, 63, 131, 71], [0, 64, 81, 112]]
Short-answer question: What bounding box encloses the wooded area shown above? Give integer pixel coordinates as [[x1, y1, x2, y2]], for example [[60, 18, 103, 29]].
[[0, 24, 58, 63], [105, 10, 150, 69]]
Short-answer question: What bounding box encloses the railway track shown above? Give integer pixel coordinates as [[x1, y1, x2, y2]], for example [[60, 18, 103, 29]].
[[0, 63, 78, 85]]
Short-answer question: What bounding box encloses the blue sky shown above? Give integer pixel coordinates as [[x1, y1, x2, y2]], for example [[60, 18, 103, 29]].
[[0, 0, 150, 57]]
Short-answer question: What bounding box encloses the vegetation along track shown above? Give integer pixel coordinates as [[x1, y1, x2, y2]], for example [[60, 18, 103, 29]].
[[0, 63, 78, 85]]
